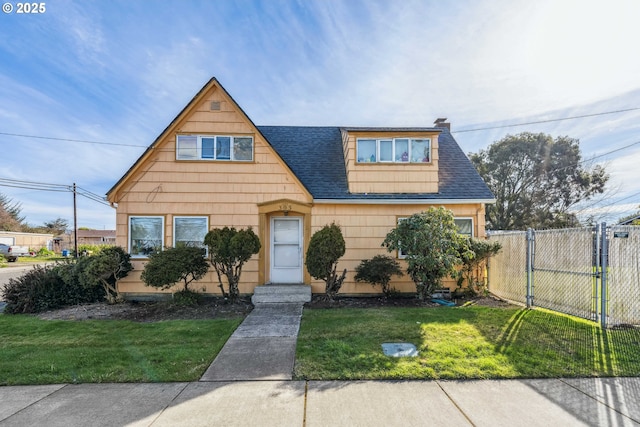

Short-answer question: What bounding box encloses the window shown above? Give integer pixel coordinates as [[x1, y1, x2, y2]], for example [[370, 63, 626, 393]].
[[177, 135, 253, 161], [357, 138, 430, 163], [129, 216, 164, 258], [454, 218, 473, 237], [174, 216, 208, 254], [397, 217, 408, 259], [410, 139, 431, 163], [395, 217, 473, 259]]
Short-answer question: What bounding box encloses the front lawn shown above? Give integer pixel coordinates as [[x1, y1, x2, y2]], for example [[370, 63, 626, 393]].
[[294, 305, 640, 380], [0, 315, 242, 385]]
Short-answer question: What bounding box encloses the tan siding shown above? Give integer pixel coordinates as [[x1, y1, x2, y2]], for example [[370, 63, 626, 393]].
[[343, 131, 441, 194], [309, 203, 487, 295]]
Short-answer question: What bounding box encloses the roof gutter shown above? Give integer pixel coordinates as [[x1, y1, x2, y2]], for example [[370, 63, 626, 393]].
[[313, 198, 496, 205]]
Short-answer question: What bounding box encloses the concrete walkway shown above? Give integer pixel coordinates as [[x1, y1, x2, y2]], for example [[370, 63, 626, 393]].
[[200, 303, 304, 381], [1, 378, 639, 426]]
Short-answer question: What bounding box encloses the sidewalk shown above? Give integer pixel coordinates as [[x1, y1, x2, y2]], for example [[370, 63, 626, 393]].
[[1, 378, 639, 426]]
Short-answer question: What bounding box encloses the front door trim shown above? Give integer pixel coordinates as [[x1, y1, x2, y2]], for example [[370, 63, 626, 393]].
[[257, 199, 312, 285]]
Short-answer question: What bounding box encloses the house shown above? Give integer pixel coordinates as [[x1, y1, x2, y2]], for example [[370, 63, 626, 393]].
[[0, 231, 53, 251], [618, 214, 640, 225], [106, 77, 494, 299], [75, 229, 116, 246]]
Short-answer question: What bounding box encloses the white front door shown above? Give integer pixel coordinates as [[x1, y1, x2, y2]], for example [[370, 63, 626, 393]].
[[270, 217, 303, 283]]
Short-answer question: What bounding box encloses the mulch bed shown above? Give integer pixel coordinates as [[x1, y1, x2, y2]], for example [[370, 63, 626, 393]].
[[32, 294, 515, 322]]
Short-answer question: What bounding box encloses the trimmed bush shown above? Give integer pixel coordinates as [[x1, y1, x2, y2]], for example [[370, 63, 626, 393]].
[[205, 227, 261, 302], [82, 246, 133, 303], [354, 255, 403, 297], [141, 246, 209, 292], [306, 223, 347, 300]]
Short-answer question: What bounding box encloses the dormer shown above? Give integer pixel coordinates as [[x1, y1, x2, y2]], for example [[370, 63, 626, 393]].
[[340, 127, 441, 194]]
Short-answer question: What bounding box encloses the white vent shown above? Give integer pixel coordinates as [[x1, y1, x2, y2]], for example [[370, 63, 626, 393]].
[[210, 101, 221, 111]]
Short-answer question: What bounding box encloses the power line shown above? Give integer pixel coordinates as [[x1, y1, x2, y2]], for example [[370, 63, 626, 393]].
[[0, 177, 111, 207], [0, 132, 147, 148], [2, 106, 639, 149], [452, 107, 640, 134]]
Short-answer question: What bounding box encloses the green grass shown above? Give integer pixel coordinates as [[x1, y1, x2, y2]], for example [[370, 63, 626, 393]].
[[0, 315, 242, 385], [295, 306, 640, 380]]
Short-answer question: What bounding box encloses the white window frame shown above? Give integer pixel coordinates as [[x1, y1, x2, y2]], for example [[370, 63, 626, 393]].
[[173, 216, 209, 255], [129, 216, 165, 258], [454, 218, 474, 238], [176, 135, 253, 161], [357, 138, 431, 164]]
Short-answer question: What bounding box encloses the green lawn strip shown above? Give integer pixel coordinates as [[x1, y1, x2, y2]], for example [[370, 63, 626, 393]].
[[294, 306, 640, 380], [0, 316, 242, 385]]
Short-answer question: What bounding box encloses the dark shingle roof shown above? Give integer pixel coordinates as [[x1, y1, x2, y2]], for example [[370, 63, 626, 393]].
[[257, 125, 494, 201]]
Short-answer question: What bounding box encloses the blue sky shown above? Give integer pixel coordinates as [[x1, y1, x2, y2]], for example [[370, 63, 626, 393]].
[[1, 0, 639, 229]]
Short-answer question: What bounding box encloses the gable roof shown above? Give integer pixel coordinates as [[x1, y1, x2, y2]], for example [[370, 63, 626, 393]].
[[107, 77, 311, 202], [259, 125, 495, 202]]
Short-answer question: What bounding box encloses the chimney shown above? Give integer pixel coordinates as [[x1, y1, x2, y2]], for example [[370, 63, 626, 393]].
[[434, 117, 450, 130]]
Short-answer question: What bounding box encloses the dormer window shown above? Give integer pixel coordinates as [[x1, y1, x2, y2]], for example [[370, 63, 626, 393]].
[[357, 138, 431, 163], [176, 135, 253, 161]]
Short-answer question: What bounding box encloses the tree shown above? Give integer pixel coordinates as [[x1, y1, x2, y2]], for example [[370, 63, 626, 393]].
[[83, 246, 133, 303], [470, 133, 608, 230], [354, 255, 403, 298], [305, 223, 347, 301], [141, 246, 209, 292], [43, 218, 69, 235], [204, 227, 261, 302], [383, 208, 471, 300], [0, 193, 25, 231]]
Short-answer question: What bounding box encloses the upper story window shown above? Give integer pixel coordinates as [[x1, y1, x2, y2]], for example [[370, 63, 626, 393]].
[[176, 135, 253, 161], [357, 138, 431, 163]]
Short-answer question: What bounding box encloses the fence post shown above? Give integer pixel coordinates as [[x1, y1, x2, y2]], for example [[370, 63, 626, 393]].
[[600, 222, 608, 329], [526, 228, 534, 308]]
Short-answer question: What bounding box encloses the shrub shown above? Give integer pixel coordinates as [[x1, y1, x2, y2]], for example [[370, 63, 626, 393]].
[[2, 262, 103, 314], [172, 289, 203, 306], [82, 246, 133, 303], [383, 208, 472, 300], [354, 255, 404, 298], [205, 227, 261, 303], [306, 223, 347, 301], [455, 239, 502, 296], [141, 246, 209, 292], [37, 247, 55, 257], [78, 244, 108, 256]]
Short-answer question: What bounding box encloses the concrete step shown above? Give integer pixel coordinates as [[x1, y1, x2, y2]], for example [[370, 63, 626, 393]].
[[251, 285, 311, 304]]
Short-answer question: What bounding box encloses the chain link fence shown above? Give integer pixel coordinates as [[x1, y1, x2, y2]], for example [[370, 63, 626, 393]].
[[532, 228, 596, 321], [607, 226, 640, 326], [486, 231, 527, 305], [488, 225, 640, 328]]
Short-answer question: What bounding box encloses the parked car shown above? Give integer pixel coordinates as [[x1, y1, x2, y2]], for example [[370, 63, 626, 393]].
[[0, 243, 30, 262]]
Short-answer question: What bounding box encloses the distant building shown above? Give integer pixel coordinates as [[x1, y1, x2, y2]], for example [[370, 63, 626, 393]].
[[53, 230, 116, 253], [0, 231, 53, 251]]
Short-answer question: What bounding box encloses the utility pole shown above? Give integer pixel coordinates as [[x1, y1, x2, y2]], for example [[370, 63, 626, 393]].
[[73, 183, 78, 259]]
